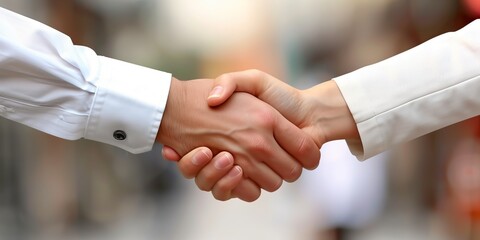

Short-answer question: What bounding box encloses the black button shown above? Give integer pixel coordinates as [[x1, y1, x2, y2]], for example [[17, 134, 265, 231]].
[[113, 130, 127, 140]]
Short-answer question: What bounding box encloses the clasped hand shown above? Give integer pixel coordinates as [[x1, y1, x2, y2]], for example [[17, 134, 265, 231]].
[[159, 70, 358, 202]]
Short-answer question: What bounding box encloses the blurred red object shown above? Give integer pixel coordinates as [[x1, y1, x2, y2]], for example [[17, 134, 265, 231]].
[[446, 140, 480, 219], [463, 0, 480, 17], [477, 116, 480, 139], [441, 117, 480, 237]]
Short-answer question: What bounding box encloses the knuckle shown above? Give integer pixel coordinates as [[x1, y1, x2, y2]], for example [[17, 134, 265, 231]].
[[217, 72, 234, 84], [305, 150, 321, 170], [297, 135, 313, 156], [233, 183, 261, 202], [195, 178, 212, 192], [245, 69, 266, 79], [242, 191, 261, 202], [215, 181, 231, 194], [214, 196, 230, 202], [179, 166, 196, 179], [213, 192, 231, 201], [212, 185, 232, 201], [296, 136, 320, 169], [202, 173, 219, 186], [284, 164, 302, 183], [246, 135, 272, 155], [309, 155, 321, 170], [184, 173, 196, 179], [264, 179, 283, 192], [253, 109, 276, 127]]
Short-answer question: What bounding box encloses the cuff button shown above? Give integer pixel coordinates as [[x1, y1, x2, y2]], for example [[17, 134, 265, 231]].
[[113, 130, 127, 140]]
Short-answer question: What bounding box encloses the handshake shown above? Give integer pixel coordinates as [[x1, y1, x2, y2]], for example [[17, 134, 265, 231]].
[[156, 69, 360, 202], [3, 4, 476, 203]]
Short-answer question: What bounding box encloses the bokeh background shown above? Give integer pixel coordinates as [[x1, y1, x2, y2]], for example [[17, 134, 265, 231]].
[[1, 0, 480, 239]]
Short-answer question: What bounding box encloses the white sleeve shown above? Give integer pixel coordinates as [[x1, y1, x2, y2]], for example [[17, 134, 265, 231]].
[[334, 19, 480, 160], [0, 7, 171, 153]]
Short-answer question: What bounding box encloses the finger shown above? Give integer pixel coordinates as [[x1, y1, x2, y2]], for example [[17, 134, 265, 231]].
[[210, 165, 243, 201], [240, 111, 303, 183], [195, 152, 233, 191], [273, 115, 320, 170], [239, 159, 283, 192], [231, 178, 261, 202], [208, 69, 270, 107], [162, 145, 182, 161], [195, 152, 235, 192], [177, 147, 213, 179], [259, 137, 304, 183]]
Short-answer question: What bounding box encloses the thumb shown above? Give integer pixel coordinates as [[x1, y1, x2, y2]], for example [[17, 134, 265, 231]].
[[207, 69, 269, 107]]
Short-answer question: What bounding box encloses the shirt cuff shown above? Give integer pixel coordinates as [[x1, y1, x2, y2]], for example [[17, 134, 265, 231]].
[[334, 72, 385, 161], [84, 56, 171, 153]]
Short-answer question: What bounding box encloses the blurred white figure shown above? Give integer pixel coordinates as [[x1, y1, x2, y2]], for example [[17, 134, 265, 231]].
[[300, 140, 388, 230]]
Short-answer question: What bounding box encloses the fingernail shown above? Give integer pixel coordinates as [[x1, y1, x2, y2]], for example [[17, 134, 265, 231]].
[[208, 86, 223, 99], [214, 153, 233, 169], [227, 166, 242, 178], [192, 149, 210, 166]]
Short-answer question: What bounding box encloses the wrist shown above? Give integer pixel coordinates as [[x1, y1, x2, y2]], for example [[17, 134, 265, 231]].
[[303, 80, 359, 143], [156, 77, 186, 144]]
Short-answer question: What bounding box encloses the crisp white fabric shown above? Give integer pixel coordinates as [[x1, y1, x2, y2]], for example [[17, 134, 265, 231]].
[[334, 20, 480, 160], [0, 7, 171, 153]]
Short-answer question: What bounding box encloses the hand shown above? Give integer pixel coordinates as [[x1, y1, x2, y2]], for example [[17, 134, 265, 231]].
[[163, 70, 359, 201], [163, 146, 258, 201], [207, 69, 359, 144], [156, 77, 320, 200]]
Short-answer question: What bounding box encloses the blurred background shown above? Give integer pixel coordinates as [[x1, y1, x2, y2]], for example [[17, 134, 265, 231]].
[[0, 0, 479, 239]]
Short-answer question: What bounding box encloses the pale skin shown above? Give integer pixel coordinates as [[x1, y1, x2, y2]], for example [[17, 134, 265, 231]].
[[156, 77, 321, 202], [162, 70, 361, 201]]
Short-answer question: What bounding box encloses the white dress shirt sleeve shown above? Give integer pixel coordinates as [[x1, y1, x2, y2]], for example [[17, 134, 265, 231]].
[[334, 20, 480, 160], [0, 7, 171, 153]]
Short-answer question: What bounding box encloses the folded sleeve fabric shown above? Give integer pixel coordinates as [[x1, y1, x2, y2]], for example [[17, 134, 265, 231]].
[[334, 20, 480, 160], [0, 7, 171, 153]]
